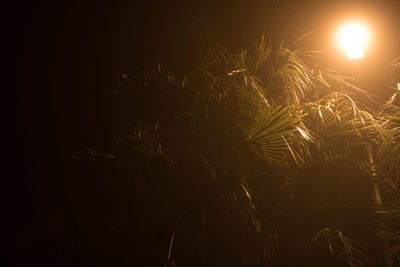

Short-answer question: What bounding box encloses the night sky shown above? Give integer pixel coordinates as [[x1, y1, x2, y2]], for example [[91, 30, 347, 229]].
[[16, 0, 400, 156], [5, 0, 400, 266]]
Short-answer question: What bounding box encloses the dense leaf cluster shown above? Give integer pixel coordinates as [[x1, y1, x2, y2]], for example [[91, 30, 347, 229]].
[[74, 36, 399, 266]]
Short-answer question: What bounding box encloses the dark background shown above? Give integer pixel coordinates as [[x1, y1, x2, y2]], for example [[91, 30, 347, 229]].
[[15, 0, 400, 156], [4, 0, 400, 266]]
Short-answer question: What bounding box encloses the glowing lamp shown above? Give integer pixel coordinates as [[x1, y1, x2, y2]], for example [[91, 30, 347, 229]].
[[338, 22, 370, 60]]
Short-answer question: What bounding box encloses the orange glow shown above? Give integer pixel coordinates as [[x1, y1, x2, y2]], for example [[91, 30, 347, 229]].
[[337, 22, 370, 60]]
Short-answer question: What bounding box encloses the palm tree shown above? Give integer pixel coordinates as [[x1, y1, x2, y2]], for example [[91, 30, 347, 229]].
[[98, 31, 400, 266]]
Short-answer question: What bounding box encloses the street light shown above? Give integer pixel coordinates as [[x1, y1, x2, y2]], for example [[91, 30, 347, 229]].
[[337, 22, 370, 60], [336, 20, 394, 267]]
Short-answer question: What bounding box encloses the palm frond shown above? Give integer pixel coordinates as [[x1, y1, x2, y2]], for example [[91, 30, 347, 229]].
[[309, 228, 371, 267], [246, 106, 308, 166]]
